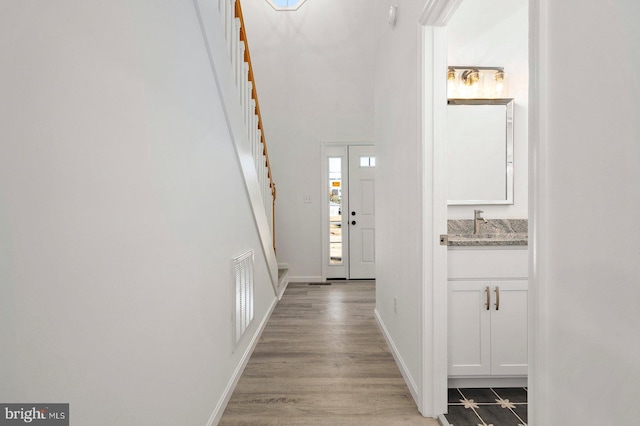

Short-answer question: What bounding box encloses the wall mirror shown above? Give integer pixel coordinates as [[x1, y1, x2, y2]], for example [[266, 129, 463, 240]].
[[447, 98, 514, 205]]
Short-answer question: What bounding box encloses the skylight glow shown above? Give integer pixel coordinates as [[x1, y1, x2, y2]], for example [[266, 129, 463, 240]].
[[266, 0, 307, 11]]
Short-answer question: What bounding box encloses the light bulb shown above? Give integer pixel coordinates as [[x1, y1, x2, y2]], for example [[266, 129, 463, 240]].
[[494, 70, 506, 97], [447, 69, 458, 97]]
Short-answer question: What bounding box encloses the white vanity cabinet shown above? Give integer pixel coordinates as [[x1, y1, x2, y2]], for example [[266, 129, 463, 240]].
[[448, 247, 528, 379]]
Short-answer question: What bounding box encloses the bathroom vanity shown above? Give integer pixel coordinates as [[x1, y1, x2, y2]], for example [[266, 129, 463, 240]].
[[447, 219, 528, 387], [445, 95, 528, 386]]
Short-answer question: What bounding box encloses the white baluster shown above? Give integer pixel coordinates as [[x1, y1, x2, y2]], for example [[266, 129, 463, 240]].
[[262, 145, 267, 204], [243, 79, 248, 125], [257, 122, 262, 179], [265, 162, 269, 208], [253, 119, 262, 179], [262, 166, 266, 205], [229, 19, 240, 72], [251, 109, 257, 170], [264, 185, 268, 226], [246, 80, 252, 127], [259, 128, 264, 184], [248, 102, 252, 139], [228, 0, 236, 58], [260, 152, 265, 202], [225, 0, 232, 43], [239, 61, 245, 114], [245, 83, 249, 127], [270, 185, 274, 229], [222, 0, 228, 40], [237, 40, 244, 89], [264, 163, 268, 208], [253, 111, 259, 177], [260, 161, 264, 202], [267, 180, 271, 225], [234, 19, 242, 87], [257, 141, 262, 189]]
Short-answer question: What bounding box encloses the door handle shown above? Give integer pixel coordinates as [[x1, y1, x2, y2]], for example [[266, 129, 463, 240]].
[[351, 220, 356, 225], [485, 286, 490, 310], [495, 286, 500, 310]]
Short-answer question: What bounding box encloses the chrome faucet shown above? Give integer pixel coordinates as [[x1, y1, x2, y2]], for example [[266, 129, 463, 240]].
[[474, 209, 487, 234]]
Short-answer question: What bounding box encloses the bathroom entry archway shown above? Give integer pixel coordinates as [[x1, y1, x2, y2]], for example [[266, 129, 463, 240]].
[[321, 143, 376, 280]]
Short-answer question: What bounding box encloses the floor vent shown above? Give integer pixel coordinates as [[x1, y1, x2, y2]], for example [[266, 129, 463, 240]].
[[233, 251, 254, 344]]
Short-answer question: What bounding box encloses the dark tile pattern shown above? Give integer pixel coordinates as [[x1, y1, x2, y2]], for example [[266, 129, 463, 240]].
[[444, 387, 528, 426]]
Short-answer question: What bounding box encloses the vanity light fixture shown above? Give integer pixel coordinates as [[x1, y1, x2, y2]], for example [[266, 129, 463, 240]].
[[447, 66, 508, 99]]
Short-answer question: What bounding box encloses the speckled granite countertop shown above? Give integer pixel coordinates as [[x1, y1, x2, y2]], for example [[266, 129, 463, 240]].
[[448, 219, 528, 246]]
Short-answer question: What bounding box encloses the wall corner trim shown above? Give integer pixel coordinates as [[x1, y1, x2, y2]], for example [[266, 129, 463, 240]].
[[419, 0, 463, 26]]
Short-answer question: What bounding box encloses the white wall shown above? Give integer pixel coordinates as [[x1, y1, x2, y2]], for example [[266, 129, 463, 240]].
[[447, 0, 528, 219], [0, 2, 275, 424], [373, 0, 427, 405], [531, 0, 640, 424], [241, 0, 375, 280]]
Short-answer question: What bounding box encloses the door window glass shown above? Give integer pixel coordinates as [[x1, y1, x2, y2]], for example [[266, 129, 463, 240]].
[[359, 156, 376, 167], [328, 157, 343, 265]]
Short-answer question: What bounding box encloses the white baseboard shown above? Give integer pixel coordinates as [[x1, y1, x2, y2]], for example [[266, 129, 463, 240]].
[[287, 275, 323, 283], [374, 309, 420, 407], [448, 376, 527, 388], [438, 414, 451, 425], [207, 295, 278, 426]]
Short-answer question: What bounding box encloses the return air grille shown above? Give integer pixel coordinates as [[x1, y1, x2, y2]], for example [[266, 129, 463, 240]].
[[233, 251, 254, 344]]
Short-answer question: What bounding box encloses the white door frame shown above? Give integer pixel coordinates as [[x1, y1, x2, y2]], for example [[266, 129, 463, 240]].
[[320, 142, 374, 281], [418, 0, 463, 418], [528, 0, 547, 423]]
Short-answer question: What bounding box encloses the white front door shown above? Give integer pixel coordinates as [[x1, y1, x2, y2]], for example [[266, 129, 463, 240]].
[[348, 146, 376, 279]]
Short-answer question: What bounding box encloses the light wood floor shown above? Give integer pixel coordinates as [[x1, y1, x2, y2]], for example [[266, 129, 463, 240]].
[[219, 281, 440, 425]]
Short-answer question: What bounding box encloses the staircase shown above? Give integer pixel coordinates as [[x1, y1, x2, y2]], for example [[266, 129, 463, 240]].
[[194, 0, 286, 297], [218, 0, 276, 252]]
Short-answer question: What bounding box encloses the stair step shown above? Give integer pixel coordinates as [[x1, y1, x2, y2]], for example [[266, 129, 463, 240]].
[[278, 267, 288, 281], [276, 268, 289, 299]]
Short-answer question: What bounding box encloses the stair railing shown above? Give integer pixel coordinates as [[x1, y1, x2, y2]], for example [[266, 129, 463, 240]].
[[217, 0, 276, 254]]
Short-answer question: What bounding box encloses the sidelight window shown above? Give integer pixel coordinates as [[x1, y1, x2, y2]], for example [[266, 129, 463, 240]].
[[328, 157, 343, 265]]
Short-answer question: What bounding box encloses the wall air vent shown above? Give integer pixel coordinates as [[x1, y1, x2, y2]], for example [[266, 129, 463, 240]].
[[233, 251, 255, 344]]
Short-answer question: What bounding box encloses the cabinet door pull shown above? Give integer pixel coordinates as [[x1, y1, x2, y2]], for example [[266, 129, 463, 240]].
[[495, 286, 500, 310], [485, 286, 490, 310]]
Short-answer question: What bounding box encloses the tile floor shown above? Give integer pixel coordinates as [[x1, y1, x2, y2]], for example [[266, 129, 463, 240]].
[[444, 387, 528, 426]]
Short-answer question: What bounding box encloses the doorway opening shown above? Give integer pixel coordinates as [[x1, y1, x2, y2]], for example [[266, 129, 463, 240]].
[[418, 0, 530, 419], [321, 144, 376, 280]]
